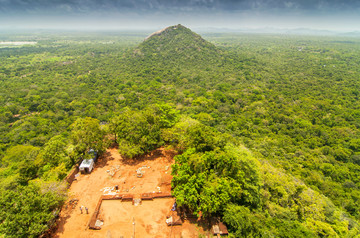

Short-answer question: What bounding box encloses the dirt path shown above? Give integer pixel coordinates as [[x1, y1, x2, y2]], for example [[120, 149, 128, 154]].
[[53, 147, 206, 238]]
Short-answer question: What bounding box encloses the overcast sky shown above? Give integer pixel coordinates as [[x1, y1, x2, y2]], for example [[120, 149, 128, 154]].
[[1, 0, 359, 31]]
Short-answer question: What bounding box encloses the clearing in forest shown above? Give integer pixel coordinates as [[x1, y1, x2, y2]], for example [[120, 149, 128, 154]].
[[53, 146, 206, 238]]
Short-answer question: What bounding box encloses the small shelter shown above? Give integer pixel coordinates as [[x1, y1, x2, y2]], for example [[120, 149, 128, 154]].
[[79, 159, 95, 174], [79, 149, 98, 174]]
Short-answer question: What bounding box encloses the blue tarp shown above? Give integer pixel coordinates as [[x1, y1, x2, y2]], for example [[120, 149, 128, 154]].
[[171, 202, 177, 211], [88, 149, 98, 162]]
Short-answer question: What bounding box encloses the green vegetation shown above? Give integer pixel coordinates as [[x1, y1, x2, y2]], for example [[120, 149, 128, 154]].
[[136, 24, 221, 66], [0, 182, 66, 238], [110, 104, 179, 158], [1, 26, 360, 236]]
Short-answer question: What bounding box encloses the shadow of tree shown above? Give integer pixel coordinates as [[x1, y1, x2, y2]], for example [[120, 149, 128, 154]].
[[96, 151, 114, 168], [49, 203, 80, 238], [121, 148, 177, 166], [50, 214, 71, 238]]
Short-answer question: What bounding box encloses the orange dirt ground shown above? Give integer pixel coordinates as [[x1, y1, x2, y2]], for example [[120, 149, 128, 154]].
[[52, 146, 207, 238]]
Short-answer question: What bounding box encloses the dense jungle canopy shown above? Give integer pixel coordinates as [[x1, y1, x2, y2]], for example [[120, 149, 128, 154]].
[[1, 25, 360, 237]]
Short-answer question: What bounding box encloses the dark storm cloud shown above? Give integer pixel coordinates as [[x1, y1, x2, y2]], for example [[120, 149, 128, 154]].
[[1, 0, 359, 14]]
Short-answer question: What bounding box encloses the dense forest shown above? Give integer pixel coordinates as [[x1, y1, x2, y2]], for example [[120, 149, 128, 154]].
[[1, 25, 360, 237]]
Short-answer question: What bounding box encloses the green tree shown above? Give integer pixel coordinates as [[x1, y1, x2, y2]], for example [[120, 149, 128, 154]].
[[112, 107, 164, 158], [38, 135, 69, 167], [70, 117, 107, 156], [172, 145, 261, 217], [0, 182, 66, 238]]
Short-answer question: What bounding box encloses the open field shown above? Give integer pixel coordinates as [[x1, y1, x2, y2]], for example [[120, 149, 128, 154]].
[[53, 146, 206, 238]]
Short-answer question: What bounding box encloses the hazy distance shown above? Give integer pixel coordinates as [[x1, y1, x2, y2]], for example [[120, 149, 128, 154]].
[[0, 0, 359, 32]]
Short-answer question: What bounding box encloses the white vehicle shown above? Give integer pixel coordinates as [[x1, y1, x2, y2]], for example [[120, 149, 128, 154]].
[[79, 159, 95, 174], [79, 149, 98, 174]]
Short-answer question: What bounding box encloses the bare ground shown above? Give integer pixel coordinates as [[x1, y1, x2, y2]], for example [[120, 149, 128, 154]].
[[52, 146, 207, 238]]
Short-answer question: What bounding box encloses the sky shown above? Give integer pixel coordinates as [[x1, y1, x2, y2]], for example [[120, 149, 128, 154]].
[[0, 0, 360, 31]]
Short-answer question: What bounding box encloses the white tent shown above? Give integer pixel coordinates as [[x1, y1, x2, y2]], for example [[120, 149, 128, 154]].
[[79, 159, 95, 174]]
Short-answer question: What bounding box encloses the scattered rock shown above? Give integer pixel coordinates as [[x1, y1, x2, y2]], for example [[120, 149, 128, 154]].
[[95, 219, 104, 227], [133, 198, 141, 206]]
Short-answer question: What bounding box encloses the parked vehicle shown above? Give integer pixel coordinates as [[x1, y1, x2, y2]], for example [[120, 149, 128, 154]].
[[79, 149, 98, 174]]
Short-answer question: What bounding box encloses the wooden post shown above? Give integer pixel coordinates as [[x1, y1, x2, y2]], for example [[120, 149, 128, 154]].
[[132, 217, 135, 238]]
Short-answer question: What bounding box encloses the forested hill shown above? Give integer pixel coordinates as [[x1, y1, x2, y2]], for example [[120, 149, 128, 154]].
[[1, 28, 360, 237], [134, 24, 221, 66]]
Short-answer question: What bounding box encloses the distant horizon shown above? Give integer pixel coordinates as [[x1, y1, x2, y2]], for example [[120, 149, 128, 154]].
[[1, 0, 360, 32], [1, 23, 359, 33], [0, 25, 359, 37]]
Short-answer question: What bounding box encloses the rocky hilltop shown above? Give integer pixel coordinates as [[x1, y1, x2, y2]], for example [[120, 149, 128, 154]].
[[134, 24, 221, 65]]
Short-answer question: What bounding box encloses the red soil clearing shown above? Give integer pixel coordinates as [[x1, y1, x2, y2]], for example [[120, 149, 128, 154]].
[[52, 147, 206, 238]]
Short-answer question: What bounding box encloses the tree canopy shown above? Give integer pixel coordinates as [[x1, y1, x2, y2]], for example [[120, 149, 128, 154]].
[[1, 30, 360, 237]]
